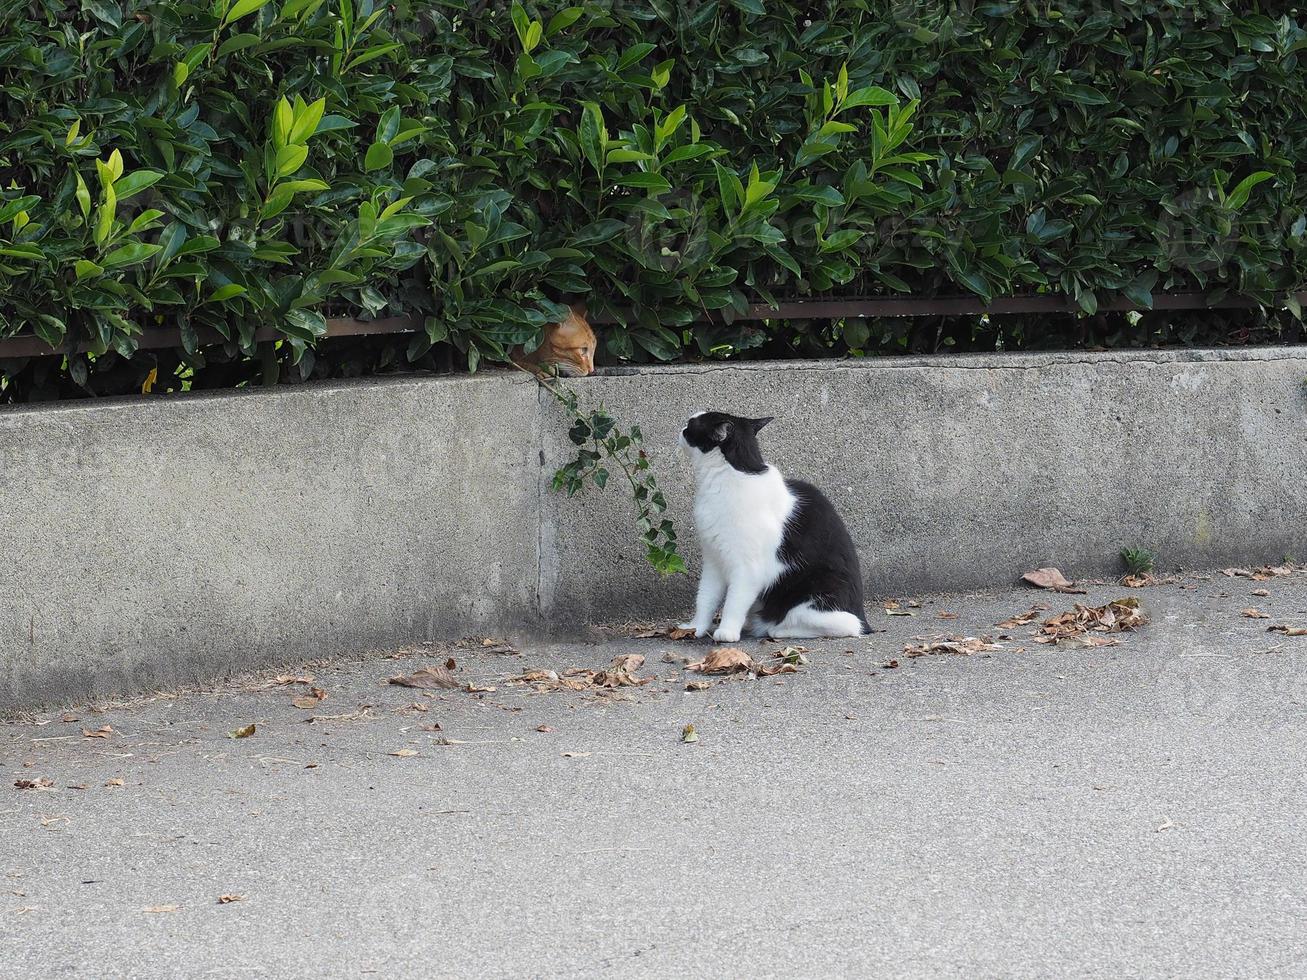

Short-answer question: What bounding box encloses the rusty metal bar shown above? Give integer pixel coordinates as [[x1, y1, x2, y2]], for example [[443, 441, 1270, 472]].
[[0, 315, 421, 359], [1, 293, 1302, 359]]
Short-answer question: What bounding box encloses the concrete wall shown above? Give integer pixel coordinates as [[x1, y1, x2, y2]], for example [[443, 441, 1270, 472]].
[[3, 348, 1306, 710], [0, 374, 541, 710]]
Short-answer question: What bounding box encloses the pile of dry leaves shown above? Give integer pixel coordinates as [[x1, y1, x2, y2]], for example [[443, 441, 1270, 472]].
[[1035, 597, 1148, 647], [903, 636, 1003, 658], [506, 654, 655, 692], [1222, 565, 1300, 582], [688, 646, 801, 676]]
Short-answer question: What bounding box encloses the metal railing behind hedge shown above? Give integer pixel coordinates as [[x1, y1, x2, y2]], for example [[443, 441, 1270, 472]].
[[1, 292, 1303, 359]]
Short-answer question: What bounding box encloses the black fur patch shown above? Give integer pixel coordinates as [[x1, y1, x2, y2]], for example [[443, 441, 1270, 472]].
[[681, 412, 773, 473], [755, 479, 870, 632]]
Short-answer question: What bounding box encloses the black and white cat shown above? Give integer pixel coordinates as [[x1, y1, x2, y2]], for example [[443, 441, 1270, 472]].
[[678, 411, 871, 642]]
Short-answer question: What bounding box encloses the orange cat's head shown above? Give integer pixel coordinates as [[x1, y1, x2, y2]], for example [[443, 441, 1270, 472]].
[[540, 302, 596, 377]]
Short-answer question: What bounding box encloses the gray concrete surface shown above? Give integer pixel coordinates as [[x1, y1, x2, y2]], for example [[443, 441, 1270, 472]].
[[4, 348, 1307, 711], [543, 348, 1307, 627], [0, 374, 541, 711], [4, 573, 1307, 978]]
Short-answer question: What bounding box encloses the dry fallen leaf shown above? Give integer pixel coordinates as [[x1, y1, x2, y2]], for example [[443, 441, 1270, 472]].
[[516, 668, 560, 684], [937, 611, 959, 620], [686, 647, 754, 674], [389, 748, 418, 758], [81, 725, 112, 739], [61, 713, 79, 723], [680, 724, 699, 743], [217, 894, 245, 904], [1251, 589, 1271, 597], [754, 662, 799, 677], [464, 683, 497, 693], [1046, 634, 1121, 649], [995, 607, 1044, 629], [388, 666, 459, 690], [561, 751, 591, 758], [1268, 624, 1307, 637], [228, 724, 256, 739], [883, 659, 900, 669], [1156, 817, 1175, 833], [685, 680, 714, 691], [1242, 608, 1272, 619], [592, 654, 656, 688], [667, 627, 696, 641], [104, 778, 125, 788], [1021, 567, 1087, 594], [14, 778, 53, 790], [904, 636, 1003, 658], [270, 674, 314, 686], [535, 725, 555, 733], [773, 646, 809, 666], [142, 905, 179, 914]]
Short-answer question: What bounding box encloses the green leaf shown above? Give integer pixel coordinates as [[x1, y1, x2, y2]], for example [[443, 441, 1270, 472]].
[[217, 32, 262, 57], [289, 98, 327, 145], [376, 106, 401, 145], [94, 182, 117, 246], [275, 144, 309, 177], [314, 115, 357, 135], [74, 174, 91, 220], [0, 195, 40, 225], [1226, 171, 1275, 211], [579, 102, 606, 175], [283, 308, 328, 340], [222, 0, 272, 26], [102, 243, 163, 268], [364, 141, 394, 172], [546, 7, 584, 36], [113, 170, 163, 201], [207, 283, 247, 302], [840, 86, 898, 111]]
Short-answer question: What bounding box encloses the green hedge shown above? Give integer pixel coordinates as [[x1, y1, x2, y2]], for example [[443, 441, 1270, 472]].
[[1, 0, 1304, 398]]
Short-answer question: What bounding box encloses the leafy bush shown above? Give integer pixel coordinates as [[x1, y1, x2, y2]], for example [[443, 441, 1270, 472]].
[[1, 0, 1304, 401]]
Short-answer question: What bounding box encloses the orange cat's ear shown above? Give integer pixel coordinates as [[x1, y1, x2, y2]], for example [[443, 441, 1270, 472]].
[[569, 298, 588, 318]]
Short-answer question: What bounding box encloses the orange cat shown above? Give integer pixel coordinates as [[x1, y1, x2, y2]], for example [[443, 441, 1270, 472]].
[[513, 302, 596, 378]]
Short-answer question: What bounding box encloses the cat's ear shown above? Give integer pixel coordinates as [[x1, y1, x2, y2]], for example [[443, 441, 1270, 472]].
[[712, 421, 732, 443], [750, 416, 774, 433], [569, 298, 588, 318]]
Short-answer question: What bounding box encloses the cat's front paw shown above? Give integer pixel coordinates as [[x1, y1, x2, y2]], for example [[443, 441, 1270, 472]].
[[712, 626, 742, 644]]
